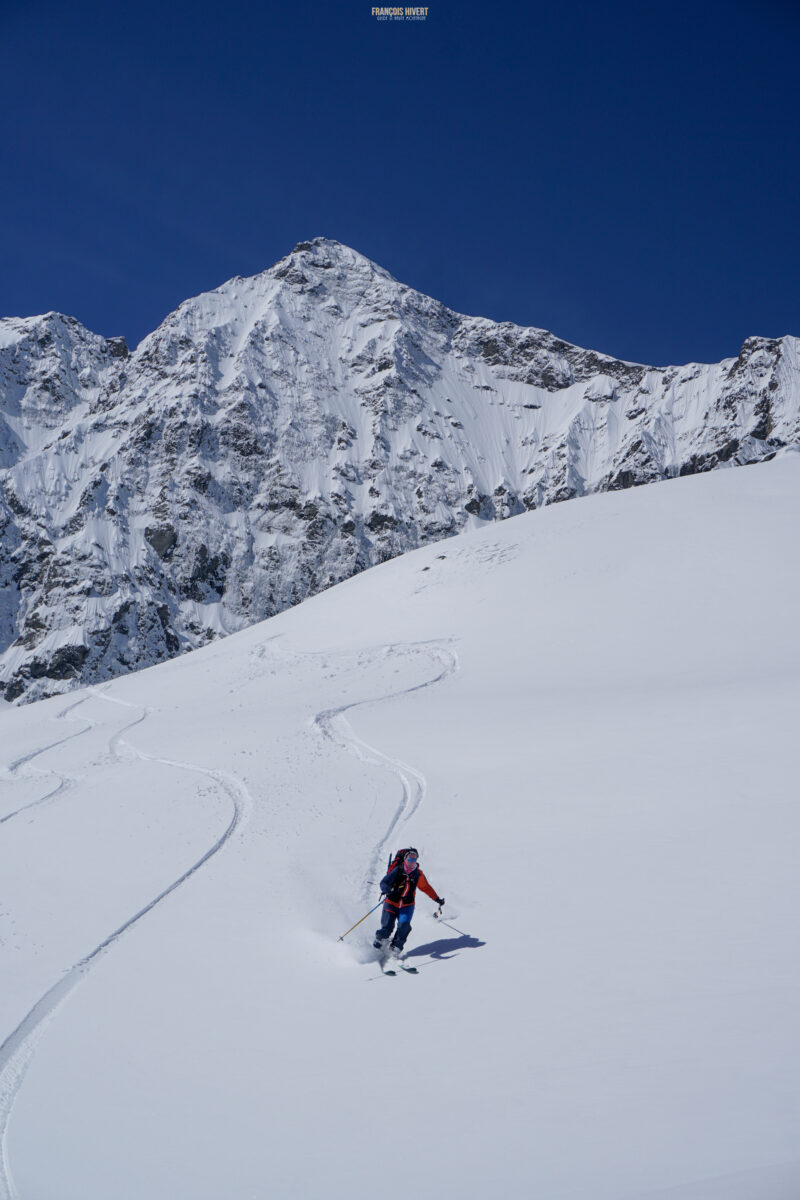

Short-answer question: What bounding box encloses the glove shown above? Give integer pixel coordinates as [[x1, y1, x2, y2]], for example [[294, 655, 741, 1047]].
[[436, 897, 445, 907]]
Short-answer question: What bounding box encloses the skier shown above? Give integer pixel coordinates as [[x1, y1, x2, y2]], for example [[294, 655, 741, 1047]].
[[373, 848, 444, 957]]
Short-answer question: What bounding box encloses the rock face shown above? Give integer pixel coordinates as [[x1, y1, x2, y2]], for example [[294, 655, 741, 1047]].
[[1, 238, 798, 702]]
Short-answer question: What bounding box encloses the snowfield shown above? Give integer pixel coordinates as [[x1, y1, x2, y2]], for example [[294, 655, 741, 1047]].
[[1, 453, 799, 1199]]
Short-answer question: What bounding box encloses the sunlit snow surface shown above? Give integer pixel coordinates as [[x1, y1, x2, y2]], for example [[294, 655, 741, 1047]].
[[1, 455, 799, 1199]]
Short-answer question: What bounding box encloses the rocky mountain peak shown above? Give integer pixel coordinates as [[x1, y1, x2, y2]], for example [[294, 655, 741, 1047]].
[[1, 243, 798, 703]]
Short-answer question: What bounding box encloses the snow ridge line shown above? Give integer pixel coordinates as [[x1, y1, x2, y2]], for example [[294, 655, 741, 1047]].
[[0, 695, 95, 826], [312, 640, 458, 902], [0, 688, 253, 1200]]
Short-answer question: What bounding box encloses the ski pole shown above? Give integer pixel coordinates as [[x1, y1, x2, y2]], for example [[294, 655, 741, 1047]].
[[337, 898, 384, 942]]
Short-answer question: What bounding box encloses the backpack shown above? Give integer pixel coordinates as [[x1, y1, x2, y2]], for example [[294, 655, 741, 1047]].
[[387, 846, 419, 873]]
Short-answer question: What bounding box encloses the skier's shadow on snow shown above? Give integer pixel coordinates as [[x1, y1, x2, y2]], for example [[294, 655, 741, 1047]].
[[405, 922, 486, 963]]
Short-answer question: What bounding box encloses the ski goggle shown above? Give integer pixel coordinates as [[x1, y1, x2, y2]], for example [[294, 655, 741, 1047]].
[[403, 854, 418, 868]]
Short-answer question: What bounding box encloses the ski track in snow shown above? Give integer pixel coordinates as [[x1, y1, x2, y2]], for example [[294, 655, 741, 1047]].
[[0, 639, 454, 1192], [0, 687, 254, 1200], [310, 639, 458, 902], [0, 696, 97, 827]]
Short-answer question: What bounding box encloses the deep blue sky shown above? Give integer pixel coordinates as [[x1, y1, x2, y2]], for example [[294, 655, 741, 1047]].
[[1, 0, 798, 366]]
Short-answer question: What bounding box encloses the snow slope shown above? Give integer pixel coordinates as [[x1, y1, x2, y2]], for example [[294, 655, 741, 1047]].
[[2, 237, 799, 703], [1, 452, 799, 1199]]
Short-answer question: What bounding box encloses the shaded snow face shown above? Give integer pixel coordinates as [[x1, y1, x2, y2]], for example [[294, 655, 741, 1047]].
[[1, 236, 798, 702]]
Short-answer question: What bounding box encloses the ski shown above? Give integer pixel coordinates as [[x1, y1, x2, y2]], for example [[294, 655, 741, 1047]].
[[375, 945, 395, 974], [375, 951, 416, 975]]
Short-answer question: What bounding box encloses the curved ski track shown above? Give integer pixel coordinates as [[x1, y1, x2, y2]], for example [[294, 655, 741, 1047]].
[[0, 688, 253, 1200], [311, 640, 458, 902], [0, 696, 97, 827]]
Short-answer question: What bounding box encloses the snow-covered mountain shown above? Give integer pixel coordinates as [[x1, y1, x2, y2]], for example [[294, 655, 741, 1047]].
[[2, 454, 799, 1199], [2, 236, 798, 703]]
